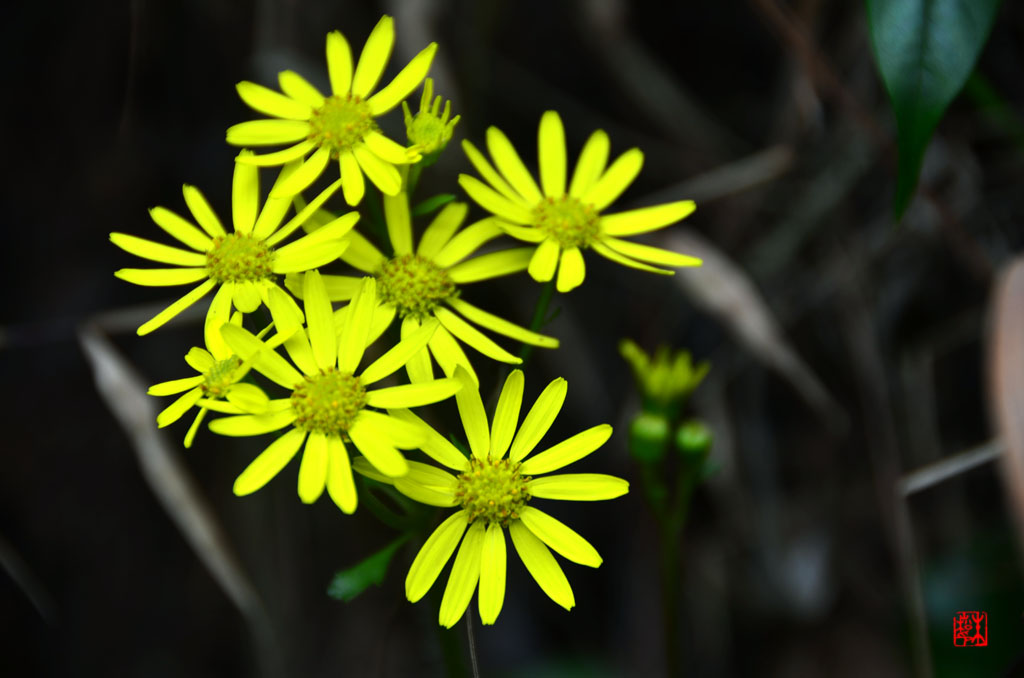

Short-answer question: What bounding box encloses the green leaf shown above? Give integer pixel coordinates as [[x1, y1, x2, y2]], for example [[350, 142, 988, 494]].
[[412, 193, 456, 217], [326, 534, 409, 602], [866, 0, 1001, 217]]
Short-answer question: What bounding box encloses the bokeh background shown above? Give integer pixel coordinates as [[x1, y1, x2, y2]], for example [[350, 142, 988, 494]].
[[4, 0, 1024, 676]]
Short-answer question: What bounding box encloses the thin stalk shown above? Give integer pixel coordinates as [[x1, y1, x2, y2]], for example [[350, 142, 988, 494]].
[[465, 607, 481, 678], [517, 277, 557, 364]]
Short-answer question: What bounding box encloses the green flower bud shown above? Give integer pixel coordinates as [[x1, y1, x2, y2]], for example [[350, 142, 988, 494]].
[[403, 78, 460, 157], [629, 412, 670, 463], [675, 419, 712, 459]]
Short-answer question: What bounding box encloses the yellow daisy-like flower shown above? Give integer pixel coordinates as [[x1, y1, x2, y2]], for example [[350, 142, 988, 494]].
[[287, 191, 558, 385], [148, 311, 269, 448], [227, 16, 437, 204], [356, 368, 628, 627], [112, 157, 356, 335], [458, 110, 703, 293], [209, 272, 461, 514]]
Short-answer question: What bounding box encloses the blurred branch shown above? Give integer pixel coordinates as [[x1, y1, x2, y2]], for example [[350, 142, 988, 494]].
[[899, 439, 1003, 496], [78, 318, 282, 677], [0, 533, 57, 625], [988, 255, 1024, 551], [667, 229, 846, 431], [643, 144, 794, 206]]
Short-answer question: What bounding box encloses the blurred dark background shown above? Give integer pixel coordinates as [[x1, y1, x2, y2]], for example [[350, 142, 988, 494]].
[[4, 0, 1024, 676]]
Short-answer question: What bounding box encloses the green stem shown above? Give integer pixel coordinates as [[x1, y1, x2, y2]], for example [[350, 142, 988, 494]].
[[517, 278, 557, 364]]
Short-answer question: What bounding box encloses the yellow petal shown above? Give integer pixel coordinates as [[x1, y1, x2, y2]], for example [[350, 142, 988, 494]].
[[602, 237, 703, 268], [600, 200, 696, 236], [406, 511, 470, 602], [461, 139, 521, 203], [232, 428, 307, 495], [278, 70, 325, 108], [486, 126, 542, 203], [325, 435, 357, 513], [234, 141, 316, 167], [445, 297, 558, 347], [364, 378, 460, 409], [367, 42, 438, 115], [326, 30, 354, 95], [526, 238, 560, 283], [302, 270, 337, 370], [439, 521, 485, 628], [436, 307, 521, 364], [110, 233, 206, 267], [383, 191, 414, 255], [555, 246, 585, 293], [348, 414, 408, 477], [352, 15, 395, 98], [156, 387, 203, 427], [447, 248, 534, 284], [337, 278, 376, 372], [235, 80, 312, 120], [489, 369, 524, 459], [519, 424, 613, 475], [297, 431, 328, 503], [527, 473, 629, 501], [581, 148, 643, 211], [518, 506, 601, 567], [509, 520, 574, 610], [457, 174, 533, 224], [339, 151, 365, 206], [508, 376, 567, 462], [417, 202, 468, 259], [568, 129, 610, 198], [591, 240, 674, 275], [148, 206, 212, 251], [453, 366, 489, 460], [136, 279, 218, 335], [432, 217, 503, 268], [231, 155, 260, 235], [226, 119, 312, 146], [360, 318, 439, 384], [388, 408, 470, 471], [269, 146, 331, 198], [478, 523, 507, 625], [537, 111, 567, 197], [353, 144, 402, 195], [182, 184, 227, 238]]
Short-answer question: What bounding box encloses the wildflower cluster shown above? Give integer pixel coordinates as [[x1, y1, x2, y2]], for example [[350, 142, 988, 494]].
[[112, 15, 701, 628]]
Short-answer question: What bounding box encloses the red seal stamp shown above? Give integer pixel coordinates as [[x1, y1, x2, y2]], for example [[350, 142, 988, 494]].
[[953, 611, 988, 647]]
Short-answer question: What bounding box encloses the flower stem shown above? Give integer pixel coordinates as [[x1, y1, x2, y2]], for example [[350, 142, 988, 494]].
[[517, 277, 557, 364], [465, 608, 481, 678]]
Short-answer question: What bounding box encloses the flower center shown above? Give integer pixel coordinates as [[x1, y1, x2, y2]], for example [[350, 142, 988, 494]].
[[202, 356, 243, 398], [455, 457, 531, 526], [532, 196, 600, 249], [377, 254, 458, 319], [290, 368, 367, 434], [205, 233, 274, 283], [309, 95, 379, 157]]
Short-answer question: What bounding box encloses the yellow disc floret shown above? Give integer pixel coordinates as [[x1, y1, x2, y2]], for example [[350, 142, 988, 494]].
[[309, 95, 379, 158], [532, 196, 600, 249], [206, 233, 275, 283], [290, 368, 367, 434], [377, 254, 458, 319], [202, 356, 243, 398], [455, 457, 531, 526]]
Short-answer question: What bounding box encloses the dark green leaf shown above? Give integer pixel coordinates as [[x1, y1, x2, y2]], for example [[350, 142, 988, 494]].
[[326, 534, 409, 602], [412, 193, 457, 217], [866, 0, 1001, 217]]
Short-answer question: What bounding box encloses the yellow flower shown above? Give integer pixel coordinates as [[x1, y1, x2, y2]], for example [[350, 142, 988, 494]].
[[112, 157, 356, 335], [147, 311, 269, 448], [620, 339, 709, 411], [227, 16, 436, 204], [458, 111, 702, 292], [209, 272, 461, 514], [287, 191, 558, 385], [403, 78, 460, 156], [356, 368, 628, 627]]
